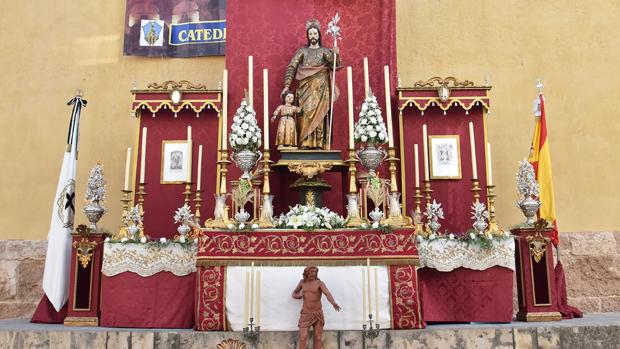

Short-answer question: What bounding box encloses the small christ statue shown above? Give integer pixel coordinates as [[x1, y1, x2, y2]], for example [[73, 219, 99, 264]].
[[272, 91, 301, 150], [292, 266, 341, 349]]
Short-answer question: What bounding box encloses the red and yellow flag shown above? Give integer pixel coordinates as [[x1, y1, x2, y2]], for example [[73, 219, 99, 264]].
[[528, 93, 559, 245]]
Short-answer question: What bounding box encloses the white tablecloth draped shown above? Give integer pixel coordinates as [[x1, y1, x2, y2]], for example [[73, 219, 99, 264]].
[[418, 238, 515, 272], [102, 242, 197, 277], [226, 266, 392, 331]]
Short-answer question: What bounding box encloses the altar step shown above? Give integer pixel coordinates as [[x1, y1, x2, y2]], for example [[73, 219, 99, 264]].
[[1, 314, 619, 349]]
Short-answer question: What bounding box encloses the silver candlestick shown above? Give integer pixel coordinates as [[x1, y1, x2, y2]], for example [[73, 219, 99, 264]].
[[243, 317, 260, 349], [362, 313, 381, 349]]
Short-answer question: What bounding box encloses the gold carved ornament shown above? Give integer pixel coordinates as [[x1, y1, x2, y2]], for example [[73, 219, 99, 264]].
[[73, 238, 97, 268], [287, 161, 333, 179], [146, 80, 208, 90], [217, 339, 247, 349], [526, 219, 551, 263], [413, 77, 475, 88]]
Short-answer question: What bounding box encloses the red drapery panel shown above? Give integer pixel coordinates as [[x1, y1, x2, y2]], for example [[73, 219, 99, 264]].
[[389, 265, 425, 329], [100, 271, 195, 328], [226, 0, 397, 215]]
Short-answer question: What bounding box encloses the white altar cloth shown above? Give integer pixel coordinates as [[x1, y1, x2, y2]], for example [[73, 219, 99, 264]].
[[226, 266, 392, 331]]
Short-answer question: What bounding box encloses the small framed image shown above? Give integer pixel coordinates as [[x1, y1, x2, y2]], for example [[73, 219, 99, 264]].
[[429, 135, 462, 179], [161, 140, 190, 184]]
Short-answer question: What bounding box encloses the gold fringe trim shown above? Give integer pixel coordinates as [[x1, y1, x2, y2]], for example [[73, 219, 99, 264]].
[[196, 258, 419, 267]]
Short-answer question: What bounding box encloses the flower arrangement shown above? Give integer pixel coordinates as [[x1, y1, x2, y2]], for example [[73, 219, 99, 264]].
[[275, 204, 346, 230], [471, 201, 489, 234], [84, 163, 107, 207], [174, 204, 194, 225], [516, 160, 539, 200], [353, 94, 388, 147], [125, 205, 142, 226], [229, 98, 262, 153]]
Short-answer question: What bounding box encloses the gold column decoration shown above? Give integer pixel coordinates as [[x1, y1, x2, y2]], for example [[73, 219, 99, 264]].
[[385, 147, 411, 227], [73, 238, 97, 268], [194, 189, 203, 225], [471, 179, 481, 203], [346, 149, 364, 227], [484, 184, 505, 236], [257, 149, 274, 228]]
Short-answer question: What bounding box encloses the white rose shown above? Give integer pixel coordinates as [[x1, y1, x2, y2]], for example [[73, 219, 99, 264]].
[[140, 236, 147, 243], [179, 236, 186, 243], [378, 133, 385, 140], [104, 237, 110, 242], [366, 125, 373, 131], [121, 237, 128, 243], [370, 117, 377, 124], [241, 123, 248, 130], [372, 222, 379, 228], [416, 235, 423, 242], [230, 140, 236, 147], [429, 233, 437, 240], [489, 235, 494, 240], [368, 110, 376, 117], [239, 223, 245, 229], [252, 136, 257, 142], [361, 135, 368, 142], [233, 116, 240, 123], [448, 233, 455, 240], [377, 115, 384, 122], [369, 131, 377, 138], [160, 237, 167, 243], [227, 224, 234, 229], [504, 231, 511, 238], [362, 104, 368, 112], [360, 119, 368, 125], [469, 232, 476, 239], [359, 128, 366, 135], [251, 224, 259, 229]]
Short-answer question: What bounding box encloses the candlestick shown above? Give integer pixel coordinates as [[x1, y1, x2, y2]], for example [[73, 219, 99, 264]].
[[222, 69, 228, 151], [243, 271, 250, 326], [366, 258, 372, 317], [186, 126, 192, 183], [384, 65, 394, 147], [485, 184, 505, 236], [374, 268, 379, 325], [255, 270, 261, 327], [197, 145, 203, 191], [362, 269, 367, 322], [347, 66, 354, 149], [258, 148, 274, 227], [248, 56, 253, 107], [414, 144, 420, 188], [469, 122, 478, 179], [193, 189, 203, 224], [263, 69, 269, 150], [119, 189, 132, 226], [124, 147, 132, 191], [139, 127, 147, 183], [423, 180, 433, 205], [363, 57, 370, 98], [486, 142, 493, 186], [250, 261, 255, 319], [183, 182, 193, 206], [422, 125, 429, 181], [413, 186, 424, 235], [471, 179, 481, 203]]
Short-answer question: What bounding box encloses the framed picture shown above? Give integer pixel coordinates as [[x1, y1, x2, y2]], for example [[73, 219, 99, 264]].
[[161, 140, 191, 184], [429, 135, 462, 179]]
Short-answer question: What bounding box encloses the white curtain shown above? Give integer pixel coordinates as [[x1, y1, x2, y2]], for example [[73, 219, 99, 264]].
[[225, 266, 391, 331]]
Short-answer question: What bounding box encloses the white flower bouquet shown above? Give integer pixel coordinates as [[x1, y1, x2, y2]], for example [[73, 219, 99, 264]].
[[229, 98, 262, 153], [275, 204, 346, 230], [353, 94, 388, 147]]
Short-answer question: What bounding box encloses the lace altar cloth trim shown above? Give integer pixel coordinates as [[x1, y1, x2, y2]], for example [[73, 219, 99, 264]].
[[102, 242, 197, 277], [418, 238, 515, 272]]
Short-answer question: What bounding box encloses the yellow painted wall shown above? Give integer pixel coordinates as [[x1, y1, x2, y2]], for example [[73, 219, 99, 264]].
[[0, 1, 618, 239]]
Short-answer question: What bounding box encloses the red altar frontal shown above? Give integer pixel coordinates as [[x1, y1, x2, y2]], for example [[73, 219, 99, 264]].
[[195, 229, 424, 331]]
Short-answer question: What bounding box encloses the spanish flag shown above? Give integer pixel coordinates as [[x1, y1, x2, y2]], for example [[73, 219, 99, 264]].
[[528, 93, 559, 246]]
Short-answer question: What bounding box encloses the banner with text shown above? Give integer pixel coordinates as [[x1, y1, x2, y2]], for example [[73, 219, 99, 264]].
[[123, 0, 226, 57]]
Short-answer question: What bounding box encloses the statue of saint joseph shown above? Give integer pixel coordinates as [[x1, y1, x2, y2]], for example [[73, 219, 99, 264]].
[[281, 19, 341, 149]]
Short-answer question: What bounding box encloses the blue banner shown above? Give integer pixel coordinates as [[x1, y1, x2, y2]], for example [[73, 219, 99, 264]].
[[170, 20, 226, 45]]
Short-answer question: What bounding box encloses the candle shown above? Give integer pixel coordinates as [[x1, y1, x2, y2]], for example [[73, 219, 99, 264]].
[[243, 271, 250, 326], [255, 270, 261, 326], [124, 147, 132, 190], [222, 69, 228, 151], [186, 126, 192, 182], [361, 269, 367, 322], [248, 55, 253, 107], [366, 258, 372, 317], [363, 57, 370, 98], [250, 261, 255, 320], [139, 127, 147, 183], [374, 268, 379, 324], [486, 142, 493, 186], [414, 144, 420, 188], [347, 66, 354, 149], [196, 145, 203, 190], [263, 69, 269, 150], [469, 122, 478, 179], [384, 65, 394, 147], [422, 125, 429, 181]]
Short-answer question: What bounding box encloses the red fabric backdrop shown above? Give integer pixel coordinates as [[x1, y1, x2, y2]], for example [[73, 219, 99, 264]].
[[137, 109, 220, 237], [400, 106, 488, 233], [226, 0, 397, 215]]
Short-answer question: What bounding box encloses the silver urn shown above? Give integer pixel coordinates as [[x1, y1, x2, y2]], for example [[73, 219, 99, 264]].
[[235, 208, 251, 224], [177, 224, 191, 235], [356, 145, 387, 176], [369, 207, 384, 224], [84, 202, 105, 231], [232, 149, 261, 179], [427, 218, 441, 235], [473, 220, 489, 234], [518, 196, 541, 225], [127, 224, 140, 238]]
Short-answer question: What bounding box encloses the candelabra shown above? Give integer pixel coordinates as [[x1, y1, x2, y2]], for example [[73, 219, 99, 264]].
[[257, 149, 274, 228], [422, 180, 433, 204], [119, 189, 132, 225], [193, 189, 203, 224], [205, 150, 231, 228], [471, 178, 482, 203], [362, 313, 381, 349], [346, 149, 364, 227], [136, 183, 147, 236], [243, 317, 261, 349], [385, 147, 411, 227], [485, 184, 505, 236], [183, 182, 194, 205], [412, 187, 424, 236]]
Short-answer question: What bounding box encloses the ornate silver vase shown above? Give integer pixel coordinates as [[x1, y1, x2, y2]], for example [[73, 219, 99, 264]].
[[127, 224, 140, 238], [427, 218, 441, 235], [232, 149, 261, 179], [356, 145, 387, 176], [235, 208, 251, 224], [84, 202, 105, 231], [518, 196, 541, 225], [177, 224, 191, 235], [369, 208, 384, 224]]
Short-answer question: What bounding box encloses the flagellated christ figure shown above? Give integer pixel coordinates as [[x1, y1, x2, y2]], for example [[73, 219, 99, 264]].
[[281, 19, 342, 149]]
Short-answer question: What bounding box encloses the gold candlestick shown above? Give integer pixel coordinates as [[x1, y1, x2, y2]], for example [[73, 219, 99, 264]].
[[205, 149, 232, 229], [136, 183, 147, 236], [183, 182, 194, 205], [423, 180, 433, 205], [218, 149, 231, 195], [385, 147, 412, 227], [194, 189, 203, 224], [413, 187, 424, 235], [485, 184, 505, 236], [471, 179, 481, 203], [257, 149, 274, 228], [120, 189, 132, 225], [346, 149, 364, 227]]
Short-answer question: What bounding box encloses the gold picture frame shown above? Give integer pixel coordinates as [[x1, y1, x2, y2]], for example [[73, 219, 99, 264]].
[[161, 140, 191, 184], [429, 135, 462, 179]]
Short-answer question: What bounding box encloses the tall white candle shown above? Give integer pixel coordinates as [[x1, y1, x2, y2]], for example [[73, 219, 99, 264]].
[[186, 126, 193, 182], [486, 142, 493, 186], [256, 270, 261, 326], [196, 145, 203, 190], [263, 69, 269, 150], [366, 258, 372, 316], [361, 269, 367, 322], [469, 122, 478, 179], [243, 271, 250, 326], [374, 268, 379, 324], [363, 57, 370, 98], [414, 144, 420, 188], [248, 56, 253, 107], [347, 66, 354, 148], [139, 127, 147, 183], [222, 69, 228, 151], [124, 147, 132, 190], [250, 261, 255, 319], [384, 65, 394, 147], [422, 125, 429, 181]]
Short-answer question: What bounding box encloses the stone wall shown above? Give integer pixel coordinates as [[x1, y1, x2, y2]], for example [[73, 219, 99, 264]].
[[0, 232, 619, 320]]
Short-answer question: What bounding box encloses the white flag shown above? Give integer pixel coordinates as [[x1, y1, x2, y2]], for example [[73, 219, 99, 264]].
[[42, 96, 86, 312]]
